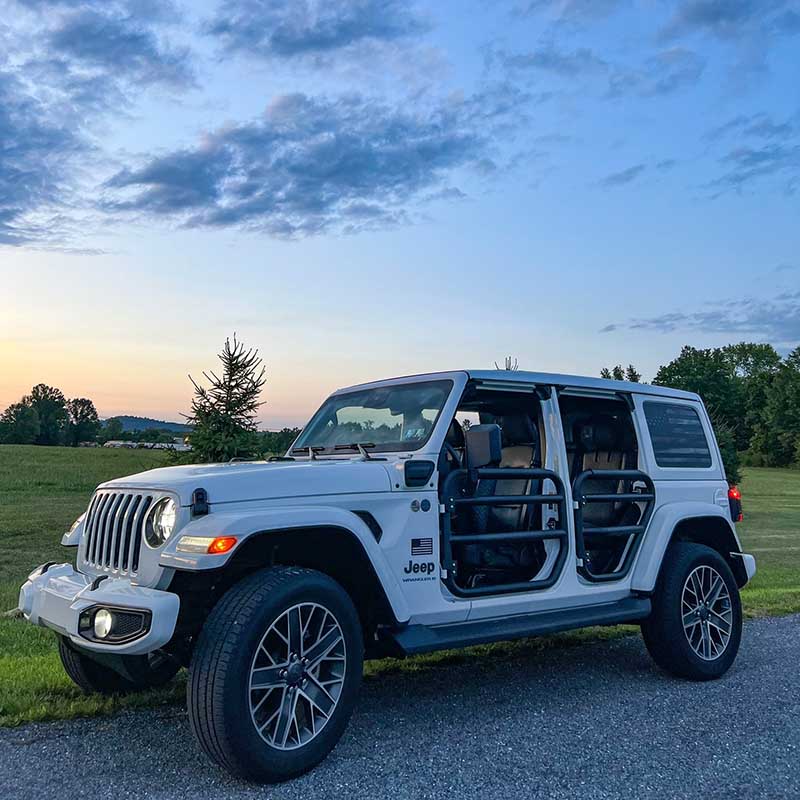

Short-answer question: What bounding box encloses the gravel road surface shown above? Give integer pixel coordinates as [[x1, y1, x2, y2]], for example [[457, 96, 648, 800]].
[[2, 615, 798, 800]]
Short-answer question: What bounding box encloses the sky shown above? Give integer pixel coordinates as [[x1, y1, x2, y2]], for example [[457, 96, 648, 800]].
[[0, 0, 798, 429]]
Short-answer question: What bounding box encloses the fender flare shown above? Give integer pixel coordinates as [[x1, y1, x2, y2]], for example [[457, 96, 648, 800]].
[[159, 505, 411, 622], [632, 502, 742, 593]]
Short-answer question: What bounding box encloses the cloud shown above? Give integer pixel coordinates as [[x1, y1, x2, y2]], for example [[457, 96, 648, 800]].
[[711, 142, 800, 192], [659, 1, 800, 85], [103, 91, 497, 237], [601, 292, 800, 344], [205, 0, 429, 61], [48, 8, 195, 88], [598, 163, 646, 188], [0, 0, 197, 247], [500, 44, 607, 77], [660, 0, 800, 40], [608, 48, 705, 97], [514, 0, 623, 25], [0, 69, 87, 245], [706, 112, 795, 142]]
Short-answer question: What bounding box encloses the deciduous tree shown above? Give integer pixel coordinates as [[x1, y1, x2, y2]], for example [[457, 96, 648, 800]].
[[25, 384, 69, 446], [67, 398, 101, 445], [0, 402, 40, 444]]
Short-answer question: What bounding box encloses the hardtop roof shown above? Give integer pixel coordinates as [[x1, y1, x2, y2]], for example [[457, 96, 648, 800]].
[[335, 370, 701, 402]]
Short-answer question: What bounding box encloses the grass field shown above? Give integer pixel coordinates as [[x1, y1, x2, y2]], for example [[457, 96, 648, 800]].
[[0, 445, 797, 726]]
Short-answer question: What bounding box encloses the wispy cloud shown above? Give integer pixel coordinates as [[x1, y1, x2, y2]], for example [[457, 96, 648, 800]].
[[608, 48, 705, 97], [711, 143, 800, 193], [103, 90, 506, 237], [0, 69, 87, 245], [205, 0, 429, 61], [514, 0, 623, 25], [706, 112, 795, 142], [661, 0, 800, 41], [500, 43, 607, 77], [598, 163, 646, 188], [48, 9, 195, 88], [601, 291, 800, 345]]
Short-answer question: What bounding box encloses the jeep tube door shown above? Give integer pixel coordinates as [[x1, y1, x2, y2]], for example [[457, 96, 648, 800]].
[[560, 389, 656, 583], [438, 381, 572, 620]]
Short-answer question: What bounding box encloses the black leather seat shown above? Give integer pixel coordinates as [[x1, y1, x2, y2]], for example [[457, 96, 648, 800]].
[[471, 415, 540, 533], [570, 415, 639, 529]]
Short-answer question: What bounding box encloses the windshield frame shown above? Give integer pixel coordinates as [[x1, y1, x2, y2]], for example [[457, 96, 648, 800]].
[[292, 377, 457, 456]]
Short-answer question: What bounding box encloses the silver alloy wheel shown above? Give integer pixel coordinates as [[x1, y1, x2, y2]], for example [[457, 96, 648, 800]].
[[248, 602, 346, 750], [681, 565, 732, 661]]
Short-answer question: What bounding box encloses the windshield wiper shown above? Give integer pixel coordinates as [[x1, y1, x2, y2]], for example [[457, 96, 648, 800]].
[[334, 442, 379, 460], [290, 446, 326, 460]]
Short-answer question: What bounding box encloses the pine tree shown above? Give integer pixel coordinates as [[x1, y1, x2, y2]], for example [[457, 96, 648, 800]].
[[187, 335, 266, 462]]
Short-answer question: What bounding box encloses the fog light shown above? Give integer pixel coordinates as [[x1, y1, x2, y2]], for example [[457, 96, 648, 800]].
[[93, 609, 114, 639]]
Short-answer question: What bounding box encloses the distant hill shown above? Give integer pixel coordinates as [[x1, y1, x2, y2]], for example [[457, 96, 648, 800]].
[[104, 415, 192, 433]]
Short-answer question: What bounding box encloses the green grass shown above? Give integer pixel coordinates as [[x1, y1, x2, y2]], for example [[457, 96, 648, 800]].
[[0, 445, 797, 727], [736, 467, 800, 617]]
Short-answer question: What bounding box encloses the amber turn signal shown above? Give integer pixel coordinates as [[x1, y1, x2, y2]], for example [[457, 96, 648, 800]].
[[208, 536, 238, 554]]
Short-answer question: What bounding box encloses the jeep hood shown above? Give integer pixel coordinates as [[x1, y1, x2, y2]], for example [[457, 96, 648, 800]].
[[99, 459, 394, 506]]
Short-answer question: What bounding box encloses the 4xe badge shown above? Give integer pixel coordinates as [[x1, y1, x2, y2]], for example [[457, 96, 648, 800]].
[[403, 538, 436, 582]]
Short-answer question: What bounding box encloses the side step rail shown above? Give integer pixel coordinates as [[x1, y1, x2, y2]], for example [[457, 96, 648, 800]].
[[440, 467, 569, 597], [572, 469, 656, 583], [383, 597, 652, 656]]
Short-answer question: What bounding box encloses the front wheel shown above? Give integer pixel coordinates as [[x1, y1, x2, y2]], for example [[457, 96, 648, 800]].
[[642, 542, 742, 681], [187, 567, 363, 783]]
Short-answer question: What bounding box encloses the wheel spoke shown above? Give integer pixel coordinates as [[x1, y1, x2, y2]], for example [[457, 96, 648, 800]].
[[288, 606, 302, 655], [250, 665, 285, 691], [683, 610, 701, 629], [273, 689, 298, 747], [704, 575, 724, 606], [707, 615, 731, 636], [301, 675, 336, 717], [305, 627, 343, 669]]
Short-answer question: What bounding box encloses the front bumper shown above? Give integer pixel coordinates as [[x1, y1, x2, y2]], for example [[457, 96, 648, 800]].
[[18, 564, 180, 655]]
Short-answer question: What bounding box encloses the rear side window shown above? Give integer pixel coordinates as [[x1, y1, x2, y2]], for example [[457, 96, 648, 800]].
[[643, 402, 712, 468]]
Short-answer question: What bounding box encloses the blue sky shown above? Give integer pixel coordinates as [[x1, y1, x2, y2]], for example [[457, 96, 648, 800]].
[[1, 0, 798, 427]]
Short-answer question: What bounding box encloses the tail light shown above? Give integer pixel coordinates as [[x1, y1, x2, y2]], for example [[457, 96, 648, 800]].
[[728, 485, 743, 522]]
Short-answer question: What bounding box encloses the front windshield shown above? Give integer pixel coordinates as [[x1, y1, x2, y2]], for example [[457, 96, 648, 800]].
[[293, 379, 453, 454]]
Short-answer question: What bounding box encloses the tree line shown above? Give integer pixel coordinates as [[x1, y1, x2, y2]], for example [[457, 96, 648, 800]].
[[0, 369, 300, 457], [0, 384, 102, 446], [602, 342, 800, 482]]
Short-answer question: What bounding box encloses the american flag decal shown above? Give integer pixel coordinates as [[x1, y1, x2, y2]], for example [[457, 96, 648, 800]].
[[411, 537, 433, 556]]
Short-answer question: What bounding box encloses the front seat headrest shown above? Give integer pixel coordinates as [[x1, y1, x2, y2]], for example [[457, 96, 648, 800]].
[[499, 414, 537, 447], [464, 424, 503, 470], [576, 415, 620, 452]]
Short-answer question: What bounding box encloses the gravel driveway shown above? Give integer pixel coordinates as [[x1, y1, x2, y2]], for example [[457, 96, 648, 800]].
[[2, 615, 798, 800]]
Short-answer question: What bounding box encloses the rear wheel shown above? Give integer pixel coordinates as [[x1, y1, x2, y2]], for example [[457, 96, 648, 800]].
[[642, 542, 742, 681], [187, 567, 363, 783], [58, 636, 180, 694]]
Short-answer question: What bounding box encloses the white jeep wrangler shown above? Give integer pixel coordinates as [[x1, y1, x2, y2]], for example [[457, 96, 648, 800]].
[[19, 370, 756, 782]]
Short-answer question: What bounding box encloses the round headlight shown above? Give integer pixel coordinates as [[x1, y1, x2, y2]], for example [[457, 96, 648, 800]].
[[94, 609, 113, 639], [145, 498, 178, 547]]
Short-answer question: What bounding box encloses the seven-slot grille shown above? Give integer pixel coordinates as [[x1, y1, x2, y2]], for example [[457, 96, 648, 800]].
[[81, 491, 154, 575]]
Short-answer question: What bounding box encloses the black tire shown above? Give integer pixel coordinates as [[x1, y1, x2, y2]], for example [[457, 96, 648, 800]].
[[641, 542, 742, 681], [187, 567, 363, 783], [58, 636, 180, 694]]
